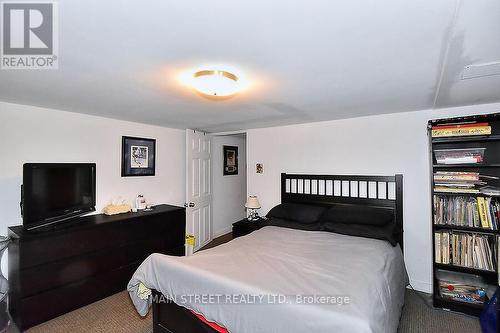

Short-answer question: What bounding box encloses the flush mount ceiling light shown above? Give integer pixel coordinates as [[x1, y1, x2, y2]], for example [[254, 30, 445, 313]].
[[179, 65, 248, 100]]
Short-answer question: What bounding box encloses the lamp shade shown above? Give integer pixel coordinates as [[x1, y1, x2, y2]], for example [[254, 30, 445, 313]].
[[245, 196, 261, 209]]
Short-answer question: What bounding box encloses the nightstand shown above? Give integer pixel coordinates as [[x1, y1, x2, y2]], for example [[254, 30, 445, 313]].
[[232, 218, 267, 238]]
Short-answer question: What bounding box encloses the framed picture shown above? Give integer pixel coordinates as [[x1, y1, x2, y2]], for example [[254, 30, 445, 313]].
[[223, 145, 238, 176], [121, 136, 156, 177], [256, 163, 263, 174]]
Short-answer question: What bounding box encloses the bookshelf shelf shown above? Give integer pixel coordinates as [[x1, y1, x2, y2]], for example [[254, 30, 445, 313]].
[[433, 224, 498, 235], [434, 263, 497, 277], [429, 112, 500, 318], [432, 134, 500, 144], [434, 295, 485, 309], [433, 192, 499, 198], [433, 296, 484, 317], [433, 164, 500, 169]]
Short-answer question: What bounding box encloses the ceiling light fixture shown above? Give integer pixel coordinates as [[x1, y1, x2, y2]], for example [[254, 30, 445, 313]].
[[179, 65, 248, 100]]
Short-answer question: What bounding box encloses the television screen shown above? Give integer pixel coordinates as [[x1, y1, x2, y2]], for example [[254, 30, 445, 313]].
[[22, 163, 96, 230]]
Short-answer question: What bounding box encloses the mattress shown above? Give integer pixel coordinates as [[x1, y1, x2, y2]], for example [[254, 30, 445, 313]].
[[128, 226, 408, 333]]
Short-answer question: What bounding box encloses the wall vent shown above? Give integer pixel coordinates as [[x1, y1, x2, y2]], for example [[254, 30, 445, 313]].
[[462, 61, 500, 80]]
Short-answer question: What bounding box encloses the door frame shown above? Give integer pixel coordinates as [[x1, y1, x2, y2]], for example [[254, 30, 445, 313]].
[[209, 130, 248, 238]]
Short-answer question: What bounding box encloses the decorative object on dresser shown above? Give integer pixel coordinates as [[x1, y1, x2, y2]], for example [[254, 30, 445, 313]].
[[245, 196, 261, 221], [429, 112, 500, 317], [102, 203, 131, 215], [223, 145, 238, 175], [121, 136, 156, 177], [8, 204, 185, 330], [232, 218, 266, 238], [135, 194, 147, 210]]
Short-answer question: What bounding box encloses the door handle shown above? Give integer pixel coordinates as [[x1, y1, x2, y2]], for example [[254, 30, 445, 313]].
[[184, 202, 195, 208]]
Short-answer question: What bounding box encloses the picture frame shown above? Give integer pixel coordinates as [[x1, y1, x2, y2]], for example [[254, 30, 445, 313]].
[[121, 136, 156, 177], [223, 145, 238, 176], [256, 163, 263, 174]]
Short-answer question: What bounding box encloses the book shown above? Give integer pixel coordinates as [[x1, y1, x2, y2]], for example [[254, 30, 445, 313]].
[[477, 197, 490, 228], [480, 186, 500, 196], [434, 187, 480, 194], [493, 202, 500, 230], [486, 198, 496, 229], [473, 201, 480, 227], [435, 233, 442, 263], [434, 172, 480, 182], [438, 157, 480, 164], [434, 148, 485, 165], [435, 183, 476, 188], [443, 233, 450, 264], [432, 122, 489, 130], [432, 125, 491, 138]]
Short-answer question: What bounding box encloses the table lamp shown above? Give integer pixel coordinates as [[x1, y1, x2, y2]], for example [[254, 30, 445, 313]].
[[245, 196, 261, 221]]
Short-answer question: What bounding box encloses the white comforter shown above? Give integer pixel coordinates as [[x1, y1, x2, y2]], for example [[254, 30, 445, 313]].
[[128, 226, 408, 333]]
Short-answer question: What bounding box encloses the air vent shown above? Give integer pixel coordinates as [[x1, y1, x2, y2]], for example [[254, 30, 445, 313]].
[[462, 61, 500, 80]]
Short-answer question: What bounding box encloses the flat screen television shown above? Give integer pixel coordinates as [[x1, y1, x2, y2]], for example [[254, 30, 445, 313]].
[[22, 163, 96, 230]]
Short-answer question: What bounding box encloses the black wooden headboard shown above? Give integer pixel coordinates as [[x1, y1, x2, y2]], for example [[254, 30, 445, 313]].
[[281, 173, 404, 250]]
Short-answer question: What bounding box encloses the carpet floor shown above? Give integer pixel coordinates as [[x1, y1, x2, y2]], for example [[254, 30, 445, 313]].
[[18, 289, 480, 333]]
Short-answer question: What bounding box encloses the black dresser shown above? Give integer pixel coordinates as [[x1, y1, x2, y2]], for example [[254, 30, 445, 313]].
[[8, 204, 185, 330]]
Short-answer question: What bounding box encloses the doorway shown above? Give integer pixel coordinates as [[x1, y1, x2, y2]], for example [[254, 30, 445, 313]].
[[211, 133, 247, 238]]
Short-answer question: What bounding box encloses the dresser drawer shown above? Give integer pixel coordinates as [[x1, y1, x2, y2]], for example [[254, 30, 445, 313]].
[[18, 264, 138, 329], [17, 222, 139, 268], [17, 213, 184, 269], [19, 237, 168, 297]]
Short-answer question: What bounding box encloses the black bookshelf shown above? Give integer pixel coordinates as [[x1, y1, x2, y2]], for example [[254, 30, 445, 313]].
[[429, 113, 500, 318]]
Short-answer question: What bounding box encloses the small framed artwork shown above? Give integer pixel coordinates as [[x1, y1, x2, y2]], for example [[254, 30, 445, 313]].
[[223, 145, 238, 176], [121, 136, 156, 177], [256, 163, 263, 174]]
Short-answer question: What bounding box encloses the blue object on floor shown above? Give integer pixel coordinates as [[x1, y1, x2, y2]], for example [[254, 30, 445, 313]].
[[479, 288, 498, 333]]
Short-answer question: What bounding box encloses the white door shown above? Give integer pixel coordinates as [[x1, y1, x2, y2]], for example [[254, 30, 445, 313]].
[[186, 129, 212, 251]]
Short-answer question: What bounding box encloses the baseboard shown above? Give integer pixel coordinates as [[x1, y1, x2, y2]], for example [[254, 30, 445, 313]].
[[408, 278, 432, 294], [212, 226, 232, 239]]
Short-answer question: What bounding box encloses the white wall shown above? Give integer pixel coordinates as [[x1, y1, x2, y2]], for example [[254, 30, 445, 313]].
[[211, 135, 247, 238], [247, 102, 500, 293], [0, 101, 186, 235]]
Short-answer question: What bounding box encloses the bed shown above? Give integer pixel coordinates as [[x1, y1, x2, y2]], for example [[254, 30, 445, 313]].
[[128, 173, 407, 333]]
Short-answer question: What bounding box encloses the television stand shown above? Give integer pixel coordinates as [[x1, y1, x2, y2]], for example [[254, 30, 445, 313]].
[[8, 204, 185, 330]]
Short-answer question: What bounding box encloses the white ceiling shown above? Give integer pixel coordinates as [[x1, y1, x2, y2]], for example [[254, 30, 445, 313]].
[[0, 0, 499, 132]]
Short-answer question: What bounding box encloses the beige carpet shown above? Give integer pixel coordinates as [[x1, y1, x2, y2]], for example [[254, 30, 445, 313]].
[[18, 289, 480, 333], [398, 291, 480, 333], [24, 292, 152, 333]]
